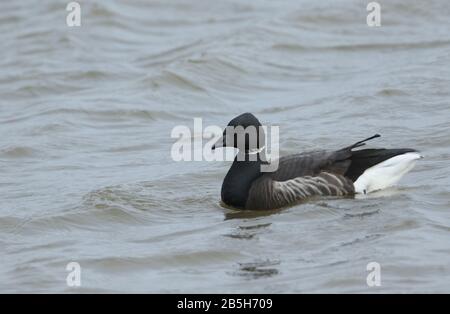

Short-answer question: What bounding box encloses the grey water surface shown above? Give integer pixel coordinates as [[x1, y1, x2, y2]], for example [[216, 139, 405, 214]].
[[1, 0, 449, 293]]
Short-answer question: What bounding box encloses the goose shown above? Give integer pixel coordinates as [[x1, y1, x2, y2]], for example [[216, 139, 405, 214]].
[[212, 113, 422, 210]]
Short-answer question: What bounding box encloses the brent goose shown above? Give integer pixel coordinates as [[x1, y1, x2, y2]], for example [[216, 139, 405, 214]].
[[212, 113, 422, 210]]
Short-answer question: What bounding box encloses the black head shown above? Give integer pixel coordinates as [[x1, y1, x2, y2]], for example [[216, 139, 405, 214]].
[[212, 113, 265, 153]]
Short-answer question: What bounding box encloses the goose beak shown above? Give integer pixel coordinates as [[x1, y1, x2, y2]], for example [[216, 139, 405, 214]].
[[211, 135, 225, 150]]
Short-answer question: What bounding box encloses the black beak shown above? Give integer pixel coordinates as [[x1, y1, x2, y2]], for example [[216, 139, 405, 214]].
[[211, 135, 225, 150]]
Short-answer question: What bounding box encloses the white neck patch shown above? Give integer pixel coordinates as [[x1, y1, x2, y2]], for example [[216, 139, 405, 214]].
[[246, 146, 266, 155]]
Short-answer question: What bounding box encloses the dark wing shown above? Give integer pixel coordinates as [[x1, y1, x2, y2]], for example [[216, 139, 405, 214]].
[[268, 149, 352, 181], [268, 134, 384, 181], [245, 135, 384, 210]]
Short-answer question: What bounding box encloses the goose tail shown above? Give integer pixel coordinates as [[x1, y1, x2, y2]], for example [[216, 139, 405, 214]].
[[351, 150, 423, 194]]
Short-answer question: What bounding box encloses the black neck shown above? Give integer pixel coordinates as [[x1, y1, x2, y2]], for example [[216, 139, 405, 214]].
[[221, 151, 266, 208]]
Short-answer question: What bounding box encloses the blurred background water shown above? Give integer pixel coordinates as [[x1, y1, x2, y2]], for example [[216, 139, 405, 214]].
[[0, 0, 449, 293]]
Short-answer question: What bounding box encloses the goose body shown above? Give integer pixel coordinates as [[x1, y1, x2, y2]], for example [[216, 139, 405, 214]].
[[213, 113, 422, 210]]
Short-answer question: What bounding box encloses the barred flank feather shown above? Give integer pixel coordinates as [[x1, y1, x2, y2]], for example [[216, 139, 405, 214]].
[[246, 172, 354, 210]]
